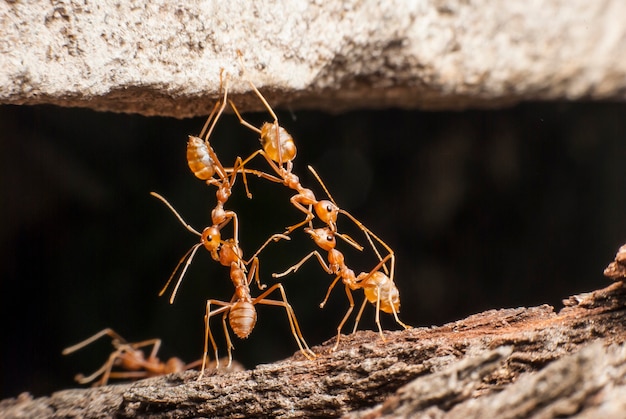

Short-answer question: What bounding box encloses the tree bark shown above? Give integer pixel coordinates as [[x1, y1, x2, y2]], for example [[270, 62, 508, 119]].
[[2, 271, 626, 418]]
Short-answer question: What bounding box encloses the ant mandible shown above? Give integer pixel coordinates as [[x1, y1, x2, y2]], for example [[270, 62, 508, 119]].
[[62, 328, 202, 386]]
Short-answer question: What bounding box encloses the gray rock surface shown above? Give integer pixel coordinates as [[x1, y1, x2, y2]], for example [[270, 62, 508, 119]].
[[1, 0, 625, 117]]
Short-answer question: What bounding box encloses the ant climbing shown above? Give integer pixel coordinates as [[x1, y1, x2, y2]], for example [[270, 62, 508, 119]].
[[228, 52, 337, 235], [62, 328, 202, 386], [198, 241, 316, 378], [149, 194, 314, 377], [229, 55, 371, 242], [184, 71, 255, 248], [150, 191, 287, 302], [271, 167, 410, 350], [149, 192, 313, 377], [274, 225, 410, 350]]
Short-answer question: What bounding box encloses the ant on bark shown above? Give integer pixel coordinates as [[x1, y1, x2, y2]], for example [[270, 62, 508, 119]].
[[274, 224, 410, 350], [62, 328, 202, 386], [150, 193, 314, 377], [273, 167, 410, 350], [198, 239, 316, 378]]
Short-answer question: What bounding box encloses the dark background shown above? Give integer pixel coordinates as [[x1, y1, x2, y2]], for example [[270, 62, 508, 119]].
[[1, 102, 625, 398]]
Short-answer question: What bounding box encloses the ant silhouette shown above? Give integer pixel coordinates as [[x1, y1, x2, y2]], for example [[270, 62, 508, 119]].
[[62, 328, 202, 386]]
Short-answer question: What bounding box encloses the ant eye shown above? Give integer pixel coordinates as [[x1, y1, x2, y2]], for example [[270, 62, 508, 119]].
[[326, 204, 332, 213], [326, 236, 333, 242]]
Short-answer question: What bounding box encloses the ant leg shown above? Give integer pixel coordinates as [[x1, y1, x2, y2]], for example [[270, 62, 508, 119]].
[[244, 236, 290, 290], [201, 72, 230, 150], [374, 289, 385, 341], [183, 358, 204, 371], [62, 328, 126, 355], [236, 51, 279, 122], [253, 283, 316, 359], [75, 348, 123, 386], [388, 295, 412, 330], [332, 286, 356, 351], [272, 251, 330, 278], [225, 166, 283, 184], [319, 275, 342, 308], [221, 310, 235, 368], [199, 301, 230, 380], [159, 243, 203, 304], [229, 99, 262, 135], [352, 297, 369, 335], [197, 101, 221, 140], [284, 198, 316, 234], [230, 155, 252, 199], [246, 234, 291, 264]]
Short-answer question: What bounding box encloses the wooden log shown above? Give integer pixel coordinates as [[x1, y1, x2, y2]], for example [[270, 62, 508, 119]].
[[2, 278, 625, 418]]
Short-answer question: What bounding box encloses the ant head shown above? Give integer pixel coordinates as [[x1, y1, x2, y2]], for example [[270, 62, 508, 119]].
[[314, 200, 339, 225], [201, 226, 221, 252], [260, 122, 296, 163], [305, 227, 336, 251]]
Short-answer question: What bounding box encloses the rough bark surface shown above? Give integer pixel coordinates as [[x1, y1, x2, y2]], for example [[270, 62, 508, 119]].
[[2, 277, 626, 418], [1, 0, 626, 117]]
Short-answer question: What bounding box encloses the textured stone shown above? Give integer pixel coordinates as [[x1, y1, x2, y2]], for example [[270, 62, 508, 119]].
[[1, 0, 626, 117]]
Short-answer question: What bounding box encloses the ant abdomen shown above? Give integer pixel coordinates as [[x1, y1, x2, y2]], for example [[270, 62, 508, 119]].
[[187, 135, 216, 180], [259, 122, 297, 163], [360, 271, 401, 314], [229, 301, 257, 338]]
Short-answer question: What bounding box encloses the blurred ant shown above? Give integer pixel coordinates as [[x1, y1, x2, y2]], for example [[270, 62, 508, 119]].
[[62, 328, 202, 386]]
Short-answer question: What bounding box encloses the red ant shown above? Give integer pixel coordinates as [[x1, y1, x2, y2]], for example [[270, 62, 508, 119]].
[[149, 193, 314, 377], [272, 167, 410, 349], [198, 239, 316, 378], [228, 52, 348, 236], [184, 71, 254, 248], [150, 191, 286, 301], [274, 225, 410, 350], [62, 328, 202, 386]]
